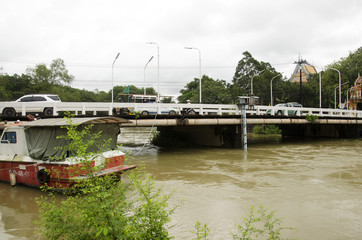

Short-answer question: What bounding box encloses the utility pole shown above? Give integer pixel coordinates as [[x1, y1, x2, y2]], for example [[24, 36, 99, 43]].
[[294, 56, 307, 105]]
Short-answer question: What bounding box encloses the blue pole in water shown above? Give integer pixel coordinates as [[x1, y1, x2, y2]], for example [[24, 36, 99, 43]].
[[241, 104, 247, 150]]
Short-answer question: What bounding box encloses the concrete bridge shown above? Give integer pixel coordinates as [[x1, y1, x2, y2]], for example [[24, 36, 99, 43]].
[[1, 101, 362, 117], [1, 101, 361, 148], [120, 115, 362, 148]]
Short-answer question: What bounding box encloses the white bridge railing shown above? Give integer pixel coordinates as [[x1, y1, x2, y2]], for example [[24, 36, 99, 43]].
[[1, 101, 362, 119]]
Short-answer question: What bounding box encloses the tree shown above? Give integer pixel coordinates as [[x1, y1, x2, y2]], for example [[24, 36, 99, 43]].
[[232, 51, 282, 105], [305, 46, 362, 108], [26, 58, 74, 85], [112, 85, 157, 102], [161, 97, 174, 103], [178, 75, 232, 104], [0, 74, 33, 100]]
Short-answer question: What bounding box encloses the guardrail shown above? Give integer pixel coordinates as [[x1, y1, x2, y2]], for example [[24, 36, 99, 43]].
[[1, 102, 362, 119]]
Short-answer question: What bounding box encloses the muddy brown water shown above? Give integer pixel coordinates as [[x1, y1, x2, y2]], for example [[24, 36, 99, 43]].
[[1, 128, 362, 239]]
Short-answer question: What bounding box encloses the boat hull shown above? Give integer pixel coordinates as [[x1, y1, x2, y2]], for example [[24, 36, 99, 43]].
[[0, 154, 136, 189]]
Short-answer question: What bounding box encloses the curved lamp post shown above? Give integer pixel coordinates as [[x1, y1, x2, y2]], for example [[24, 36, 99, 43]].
[[144, 56, 154, 95], [330, 68, 341, 108], [334, 82, 348, 109], [111, 52, 120, 103], [346, 87, 352, 110], [270, 73, 281, 106], [251, 69, 266, 95], [147, 42, 160, 101], [185, 47, 202, 103]]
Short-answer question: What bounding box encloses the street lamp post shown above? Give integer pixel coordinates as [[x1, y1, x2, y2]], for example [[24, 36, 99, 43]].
[[330, 68, 341, 108], [319, 71, 322, 108], [251, 69, 266, 95], [346, 87, 352, 110], [185, 47, 202, 103], [147, 42, 160, 101], [334, 82, 348, 109], [111, 53, 120, 103], [270, 74, 281, 106], [144, 56, 154, 95]]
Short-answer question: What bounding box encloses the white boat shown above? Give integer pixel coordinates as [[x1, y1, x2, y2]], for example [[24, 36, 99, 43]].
[[0, 117, 136, 189]]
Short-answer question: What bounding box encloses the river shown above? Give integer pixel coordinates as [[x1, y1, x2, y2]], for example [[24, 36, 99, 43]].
[[1, 127, 362, 239]]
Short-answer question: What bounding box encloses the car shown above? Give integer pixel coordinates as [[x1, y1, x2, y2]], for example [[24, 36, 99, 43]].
[[1, 94, 61, 117], [266, 102, 302, 116], [114, 94, 178, 116]]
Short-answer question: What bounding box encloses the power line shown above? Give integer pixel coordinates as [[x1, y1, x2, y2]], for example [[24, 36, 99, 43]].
[[0, 58, 293, 70]]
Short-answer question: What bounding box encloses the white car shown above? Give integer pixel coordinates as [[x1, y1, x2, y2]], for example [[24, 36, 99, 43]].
[[1, 94, 61, 117]]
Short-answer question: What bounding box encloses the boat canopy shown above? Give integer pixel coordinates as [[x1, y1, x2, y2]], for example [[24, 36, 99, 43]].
[[22, 117, 126, 161]]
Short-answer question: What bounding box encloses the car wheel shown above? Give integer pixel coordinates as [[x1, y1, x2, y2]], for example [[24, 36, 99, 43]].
[[120, 108, 131, 116], [43, 108, 53, 116], [276, 110, 282, 116], [169, 110, 176, 115], [3, 108, 16, 117], [141, 110, 149, 116], [188, 109, 196, 115]]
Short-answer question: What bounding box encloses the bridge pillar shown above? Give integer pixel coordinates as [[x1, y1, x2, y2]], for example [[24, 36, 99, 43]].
[[157, 125, 242, 148]]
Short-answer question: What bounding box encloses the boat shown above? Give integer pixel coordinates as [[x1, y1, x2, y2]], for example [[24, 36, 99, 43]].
[[0, 117, 136, 189]]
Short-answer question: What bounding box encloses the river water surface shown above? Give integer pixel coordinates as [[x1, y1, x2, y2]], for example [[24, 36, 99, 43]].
[[1, 127, 362, 239]]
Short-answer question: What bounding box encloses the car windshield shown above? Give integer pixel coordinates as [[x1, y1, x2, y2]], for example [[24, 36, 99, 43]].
[[276, 104, 286, 107]]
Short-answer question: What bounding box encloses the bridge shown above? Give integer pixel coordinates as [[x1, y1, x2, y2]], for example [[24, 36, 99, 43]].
[[1, 101, 362, 118], [1, 102, 361, 148]]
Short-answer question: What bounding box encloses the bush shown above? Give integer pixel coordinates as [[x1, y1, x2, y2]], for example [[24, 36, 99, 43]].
[[306, 114, 319, 122], [252, 125, 281, 135], [36, 116, 177, 239], [232, 205, 296, 240]]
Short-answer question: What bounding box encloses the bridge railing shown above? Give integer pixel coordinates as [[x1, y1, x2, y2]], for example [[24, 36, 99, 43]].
[[1, 101, 362, 118], [254, 106, 362, 118]]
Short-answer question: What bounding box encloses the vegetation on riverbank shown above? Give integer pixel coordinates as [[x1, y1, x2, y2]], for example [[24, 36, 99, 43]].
[[252, 125, 282, 135], [35, 116, 297, 239], [36, 116, 177, 239]]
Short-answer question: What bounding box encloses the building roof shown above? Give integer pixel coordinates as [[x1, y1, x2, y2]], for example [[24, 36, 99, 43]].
[[290, 61, 317, 83]]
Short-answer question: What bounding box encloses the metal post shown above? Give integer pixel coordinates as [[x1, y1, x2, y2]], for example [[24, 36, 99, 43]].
[[147, 42, 160, 101], [330, 68, 341, 108], [241, 104, 247, 150], [347, 88, 351, 110], [251, 69, 266, 95], [319, 71, 322, 108], [270, 74, 280, 106], [111, 53, 120, 103], [144, 56, 154, 95], [335, 82, 348, 109], [185, 47, 202, 103]]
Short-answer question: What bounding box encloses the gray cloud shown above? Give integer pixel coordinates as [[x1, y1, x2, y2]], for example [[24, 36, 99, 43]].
[[1, 0, 361, 96]]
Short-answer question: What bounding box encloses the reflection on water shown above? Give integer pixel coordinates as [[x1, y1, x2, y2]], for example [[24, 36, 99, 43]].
[[1, 127, 362, 239], [0, 184, 44, 240]]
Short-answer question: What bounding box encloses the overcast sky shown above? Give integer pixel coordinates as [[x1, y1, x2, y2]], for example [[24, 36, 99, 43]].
[[1, 0, 361, 97]]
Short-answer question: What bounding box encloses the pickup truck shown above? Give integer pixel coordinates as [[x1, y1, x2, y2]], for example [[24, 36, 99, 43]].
[[266, 102, 302, 116]]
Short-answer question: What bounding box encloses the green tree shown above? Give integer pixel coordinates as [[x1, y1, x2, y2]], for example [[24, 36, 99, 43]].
[[305, 47, 362, 108], [161, 97, 175, 103], [232, 51, 282, 105], [113, 85, 157, 102], [26, 58, 74, 86], [178, 75, 232, 104], [0, 74, 34, 100]]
